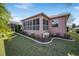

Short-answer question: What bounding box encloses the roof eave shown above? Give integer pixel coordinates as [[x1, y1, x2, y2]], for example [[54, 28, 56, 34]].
[[21, 13, 49, 22]]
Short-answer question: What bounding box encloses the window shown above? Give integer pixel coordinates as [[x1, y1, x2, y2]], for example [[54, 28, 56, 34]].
[[36, 19, 39, 25], [36, 25, 39, 30], [35, 19, 39, 30], [24, 18, 40, 30], [33, 25, 35, 30], [33, 20, 35, 25], [29, 21, 31, 30], [29, 21, 32, 30], [23, 22, 26, 29], [52, 19, 59, 27], [28, 21, 30, 30], [43, 19, 48, 30], [25, 22, 28, 30], [31, 20, 33, 30], [33, 19, 39, 30]]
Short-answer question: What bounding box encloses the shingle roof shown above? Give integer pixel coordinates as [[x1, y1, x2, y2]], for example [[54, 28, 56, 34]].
[[21, 13, 70, 22], [21, 13, 49, 22], [49, 13, 70, 19]]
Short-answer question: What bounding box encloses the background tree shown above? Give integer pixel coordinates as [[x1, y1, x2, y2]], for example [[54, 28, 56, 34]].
[[64, 3, 75, 26], [72, 23, 76, 28]]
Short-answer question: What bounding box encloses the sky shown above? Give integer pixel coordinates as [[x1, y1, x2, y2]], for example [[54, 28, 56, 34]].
[[6, 3, 79, 25]]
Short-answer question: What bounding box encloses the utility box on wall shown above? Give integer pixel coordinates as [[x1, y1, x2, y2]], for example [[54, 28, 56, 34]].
[[43, 32, 49, 38]]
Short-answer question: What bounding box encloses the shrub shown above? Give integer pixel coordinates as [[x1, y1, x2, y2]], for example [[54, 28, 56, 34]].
[[64, 34, 70, 39], [76, 29, 79, 34], [53, 33, 60, 37], [31, 33, 36, 39], [49, 34, 53, 37], [67, 32, 79, 41], [20, 31, 28, 36], [67, 31, 79, 55]]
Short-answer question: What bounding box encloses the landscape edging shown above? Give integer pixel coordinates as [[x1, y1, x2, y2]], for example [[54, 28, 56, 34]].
[[16, 33, 75, 45]]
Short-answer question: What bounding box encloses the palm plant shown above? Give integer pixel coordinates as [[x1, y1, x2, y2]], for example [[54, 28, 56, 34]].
[[0, 3, 13, 56], [0, 3, 12, 39]]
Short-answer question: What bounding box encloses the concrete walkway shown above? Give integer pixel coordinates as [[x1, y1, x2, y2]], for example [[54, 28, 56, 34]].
[[16, 33, 75, 45]]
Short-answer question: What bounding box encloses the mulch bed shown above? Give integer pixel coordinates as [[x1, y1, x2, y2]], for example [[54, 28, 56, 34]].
[[18, 31, 52, 42], [35, 37, 52, 42], [50, 35, 73, 40]]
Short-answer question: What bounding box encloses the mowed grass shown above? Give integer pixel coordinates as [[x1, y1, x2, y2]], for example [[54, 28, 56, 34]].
[[4, 33, 74, 56]]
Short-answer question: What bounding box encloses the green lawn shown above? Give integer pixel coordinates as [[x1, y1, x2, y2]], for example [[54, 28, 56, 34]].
[[4, 33, 74, 56]]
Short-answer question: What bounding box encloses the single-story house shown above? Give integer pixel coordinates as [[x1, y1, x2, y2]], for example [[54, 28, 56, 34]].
[[21, 13, 70, 38]]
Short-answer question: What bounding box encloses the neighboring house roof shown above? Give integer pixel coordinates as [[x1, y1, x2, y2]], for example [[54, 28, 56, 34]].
[[21, 13, 70, 22]]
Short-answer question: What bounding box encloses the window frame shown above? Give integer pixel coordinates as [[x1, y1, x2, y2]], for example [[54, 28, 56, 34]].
[[52, 19, 59, 27], [43, 19, 48, 30]]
